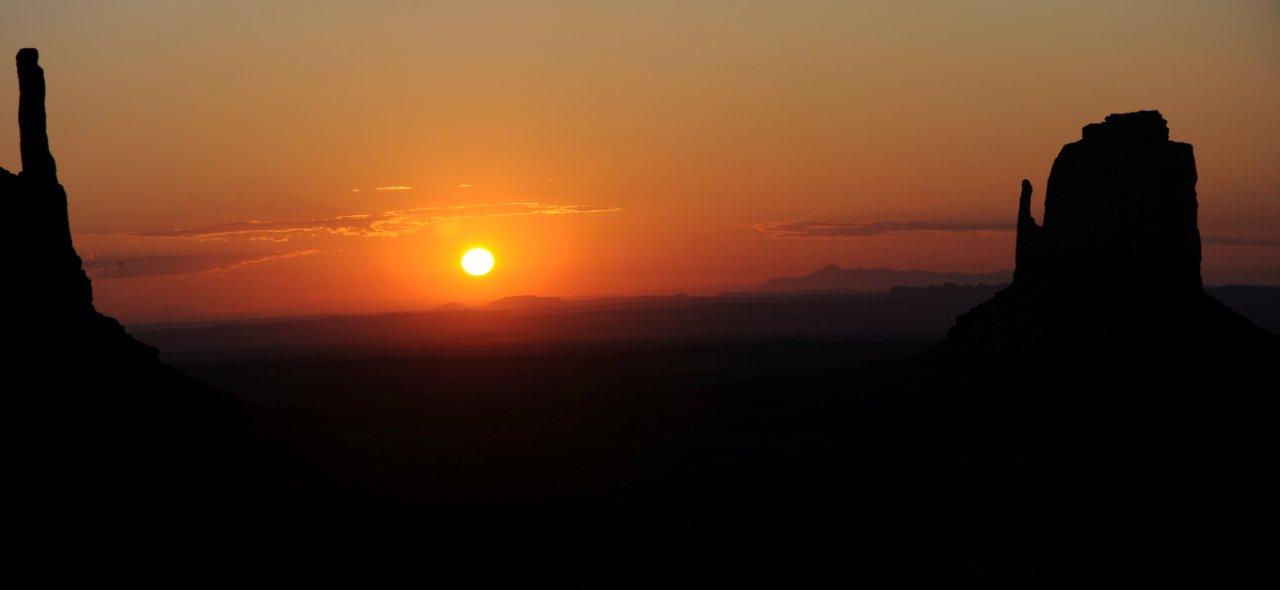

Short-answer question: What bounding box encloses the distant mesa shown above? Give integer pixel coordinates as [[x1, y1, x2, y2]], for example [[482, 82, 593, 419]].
[[759, 265, 1011, 293], [432, 302, 468, 312], [484, 295, 565, 311]]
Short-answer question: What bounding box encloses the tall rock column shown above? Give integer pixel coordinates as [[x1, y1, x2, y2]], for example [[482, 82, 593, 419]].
[[17, 48, 57, 181], [1013, 179, 1039, 280], [4, 49, 96, 324]]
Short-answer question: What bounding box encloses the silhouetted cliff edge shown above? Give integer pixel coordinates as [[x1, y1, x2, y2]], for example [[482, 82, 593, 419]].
[[5, 49, 341, 577]]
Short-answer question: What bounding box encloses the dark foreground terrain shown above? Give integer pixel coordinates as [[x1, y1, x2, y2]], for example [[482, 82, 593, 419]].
[[121, 283, 1279, 586], [156, 338, 957, 585], [144, 313, 1273, 587]]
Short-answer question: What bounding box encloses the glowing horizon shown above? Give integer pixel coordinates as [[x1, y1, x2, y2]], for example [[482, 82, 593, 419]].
[[3, 1, 1277, 322]]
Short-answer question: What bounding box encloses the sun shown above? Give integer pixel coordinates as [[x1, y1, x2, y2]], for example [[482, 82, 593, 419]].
[[461, 247, 495, 276]]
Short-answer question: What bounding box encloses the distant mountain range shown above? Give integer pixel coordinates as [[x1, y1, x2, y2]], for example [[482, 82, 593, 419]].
[[133, 285, 1008, 352], [483, 295, 567, 310], [758, 265, 1012, 293]]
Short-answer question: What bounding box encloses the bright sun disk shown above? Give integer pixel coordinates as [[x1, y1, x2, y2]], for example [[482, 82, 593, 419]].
[[461, 247, 495, 276]]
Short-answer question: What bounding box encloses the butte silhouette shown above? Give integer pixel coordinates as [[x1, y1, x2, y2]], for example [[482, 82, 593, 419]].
[[898, 111, 1278, 584], [935, 110, 1275, 366]]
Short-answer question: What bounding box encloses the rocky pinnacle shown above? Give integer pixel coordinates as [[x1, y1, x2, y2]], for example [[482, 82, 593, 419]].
[[6, 49, 94, 320], [17, 48, 57, 183]]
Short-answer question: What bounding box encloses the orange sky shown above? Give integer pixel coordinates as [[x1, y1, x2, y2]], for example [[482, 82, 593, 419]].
[[3, 1, 1278, 322]]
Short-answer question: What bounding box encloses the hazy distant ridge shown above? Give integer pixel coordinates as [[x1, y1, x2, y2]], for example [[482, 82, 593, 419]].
[[758, 265, 1012, 292]]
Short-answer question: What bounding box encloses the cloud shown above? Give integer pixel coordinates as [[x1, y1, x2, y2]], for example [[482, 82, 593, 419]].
[[751, 220, 1280, 249], [1203, 235, 1280, 248], [85, 250, 321, 279], [105, 202, 621, 241], [751, 220, 1016, 239], [374, 185, 413, 191]]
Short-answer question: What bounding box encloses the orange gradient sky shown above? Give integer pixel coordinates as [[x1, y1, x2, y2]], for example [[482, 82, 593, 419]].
[[3, 1, 1278, 322]]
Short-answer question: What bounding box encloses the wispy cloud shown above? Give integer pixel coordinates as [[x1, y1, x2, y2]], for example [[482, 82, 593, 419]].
[[1203, 235, 1280, 248], [104, 202, 620, 241], [374, 185, 413, 191], [84, 250, 321, 279], [751, 220, 1016, 239], [751, 219, 1280, 249]]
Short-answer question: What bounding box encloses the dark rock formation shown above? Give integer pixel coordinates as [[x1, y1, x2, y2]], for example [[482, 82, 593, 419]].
[[1017, 111, 1201, 288], [7, 49, 162, 365], [885, 112, 1278, 585], [940, 110, 1274, 363], [6, 49, 343, 577]]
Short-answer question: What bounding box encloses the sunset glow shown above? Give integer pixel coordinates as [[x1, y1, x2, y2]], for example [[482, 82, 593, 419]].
[[2, 1, 1277, 323]]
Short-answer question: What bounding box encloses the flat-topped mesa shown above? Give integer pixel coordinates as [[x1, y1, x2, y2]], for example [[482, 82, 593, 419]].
[[939, 110, 1273, 361], [1080, 110, 1170, 142], [1015, 110, 1201, 289]]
